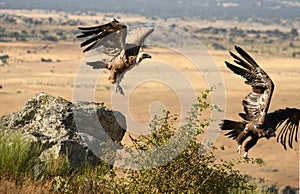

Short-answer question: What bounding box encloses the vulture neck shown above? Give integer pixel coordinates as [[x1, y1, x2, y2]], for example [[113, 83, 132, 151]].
[[136, 54, 143, 64]]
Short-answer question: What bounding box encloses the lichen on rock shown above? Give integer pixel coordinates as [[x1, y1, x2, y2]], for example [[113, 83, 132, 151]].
[[0, 92, 126, 167]]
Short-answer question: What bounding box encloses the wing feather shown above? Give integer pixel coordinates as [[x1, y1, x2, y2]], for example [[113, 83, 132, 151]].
[[77, 18, 127, 53], [80, 30, 114, 48], [225, 62, 256, 81], [77, 18, 120, 31], [229, 51, 254, 70], [126, 28, 154, 47], [265, 108, 300, 149], [226, 46, 274, 126], [234, 45, 259, 68], [77, 19, 153, 59]]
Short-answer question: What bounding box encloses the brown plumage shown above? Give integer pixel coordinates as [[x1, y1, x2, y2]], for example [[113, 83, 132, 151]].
[[77, 18, 154, 95], [220, 46, 300, 158]]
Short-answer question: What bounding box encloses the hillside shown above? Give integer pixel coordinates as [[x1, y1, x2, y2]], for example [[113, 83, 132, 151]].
[[0, 0, 300, 24]]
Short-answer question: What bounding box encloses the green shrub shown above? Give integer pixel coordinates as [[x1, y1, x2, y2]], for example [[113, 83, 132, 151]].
[[0, 130, 41, 183], [112, 88, 257, 193], [50, 163, 113, 193]]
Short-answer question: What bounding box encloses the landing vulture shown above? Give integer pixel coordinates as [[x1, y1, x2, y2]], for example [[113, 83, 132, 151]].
[[220, 46, 300, 158], [77, 18, 154, 95]]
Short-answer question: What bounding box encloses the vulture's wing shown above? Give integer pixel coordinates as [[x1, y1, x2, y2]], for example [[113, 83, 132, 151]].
[[265, 108, 300, 149], [225, 46, 274, 125], [126, 28, 154, 47], [77, 18, 127, 56], [125, 27, 154, 57]]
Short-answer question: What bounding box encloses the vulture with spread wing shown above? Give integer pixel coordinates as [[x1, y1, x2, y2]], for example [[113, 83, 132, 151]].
[[220, 46, 300, 158], [77, 18, 154, 95]]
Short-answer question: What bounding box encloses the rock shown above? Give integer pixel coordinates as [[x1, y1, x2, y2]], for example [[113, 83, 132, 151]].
[[0, 92, 126, 167]]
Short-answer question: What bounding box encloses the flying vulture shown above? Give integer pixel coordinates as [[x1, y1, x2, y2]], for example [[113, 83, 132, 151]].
[[77, 18, 154, 95], [220, 46, 300, 158]]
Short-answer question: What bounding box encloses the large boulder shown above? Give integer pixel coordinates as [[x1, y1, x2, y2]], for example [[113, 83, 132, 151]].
[[0, 92, 126, 167]]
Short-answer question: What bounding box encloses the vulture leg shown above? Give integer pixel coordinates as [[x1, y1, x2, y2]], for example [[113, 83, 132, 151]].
[[237, 145, 242, 153], [243, 135, 259, 158], [115, 84, 124, 95], [114, 71, 126, 95], [236, 130, 250, 154]]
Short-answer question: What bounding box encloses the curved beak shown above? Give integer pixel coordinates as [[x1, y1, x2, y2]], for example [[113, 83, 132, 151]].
[[142, 53, 152, 59]]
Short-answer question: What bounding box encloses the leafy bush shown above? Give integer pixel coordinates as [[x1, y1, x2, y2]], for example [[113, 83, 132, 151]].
[[41, 58, 53, 62], [112, 89, 257, 193], [49, 163, 113, 193]]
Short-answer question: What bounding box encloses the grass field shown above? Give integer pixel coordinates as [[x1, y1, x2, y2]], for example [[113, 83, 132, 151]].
[[0, 9, 299, 191]]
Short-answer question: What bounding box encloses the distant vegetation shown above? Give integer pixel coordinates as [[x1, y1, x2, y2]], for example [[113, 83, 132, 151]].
[[41, 58, 53, 62], [189, 26, 300, 57], [1, 0, 300, 24], [0, 12, 299, 58], [0, 55, 9, 66], [0, 14, 83, 42]]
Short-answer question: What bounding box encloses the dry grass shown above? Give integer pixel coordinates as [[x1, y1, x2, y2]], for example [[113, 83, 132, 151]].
[[0, 10, 299, 189], [0, 179, 52, 194]]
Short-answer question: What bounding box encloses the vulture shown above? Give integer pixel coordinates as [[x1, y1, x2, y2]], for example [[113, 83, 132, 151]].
[[220, 46, 300, 158], [77, 18, 154, 95]]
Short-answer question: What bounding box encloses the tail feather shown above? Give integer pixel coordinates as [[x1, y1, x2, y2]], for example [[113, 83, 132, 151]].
[[219, 119, 245, 140]]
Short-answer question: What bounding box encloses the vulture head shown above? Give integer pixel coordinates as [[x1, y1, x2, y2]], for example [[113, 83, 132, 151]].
[[265, 128, 276, 138], [136, 52, 152, 64]]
